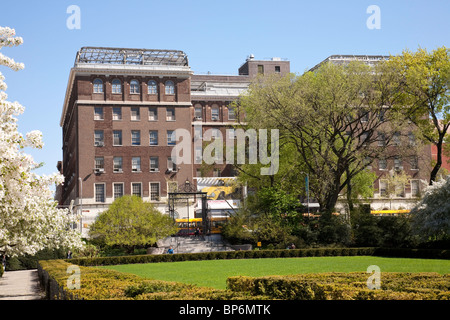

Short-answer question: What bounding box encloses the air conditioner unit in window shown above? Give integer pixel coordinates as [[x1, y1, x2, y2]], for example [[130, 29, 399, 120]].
[[94, 168, 104, 173], [95, 142, 104, 147], [166, 168, 173, 173], [211, 116, 218, 121], [150, 168, 159, 172], [194, 116, 202, 121]]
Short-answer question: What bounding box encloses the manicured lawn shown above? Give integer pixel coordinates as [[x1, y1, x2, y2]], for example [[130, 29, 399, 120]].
[[100, 256, 450, 289]]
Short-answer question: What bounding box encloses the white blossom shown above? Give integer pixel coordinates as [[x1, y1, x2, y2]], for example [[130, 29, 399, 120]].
[[0, 26, 84, 257]]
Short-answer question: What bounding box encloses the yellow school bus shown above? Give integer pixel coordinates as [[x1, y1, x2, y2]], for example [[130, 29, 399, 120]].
[[370, 209, 410, 216], [175, 217, 229, 235]]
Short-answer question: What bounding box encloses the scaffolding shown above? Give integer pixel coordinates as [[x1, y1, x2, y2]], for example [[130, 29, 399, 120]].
[[75, 47, 189, 67]]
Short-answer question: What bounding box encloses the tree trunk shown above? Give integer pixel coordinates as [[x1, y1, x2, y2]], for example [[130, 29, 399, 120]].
[[430, 139, 443, 185]]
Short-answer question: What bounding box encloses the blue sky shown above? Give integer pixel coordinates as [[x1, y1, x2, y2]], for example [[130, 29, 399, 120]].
[[0, 0, 449, 177]]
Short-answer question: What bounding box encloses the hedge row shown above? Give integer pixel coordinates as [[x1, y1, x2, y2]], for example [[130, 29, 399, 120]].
[[37, 259, 269, 300], [66, 247, 449, 267], [227, 272, 450, 300]]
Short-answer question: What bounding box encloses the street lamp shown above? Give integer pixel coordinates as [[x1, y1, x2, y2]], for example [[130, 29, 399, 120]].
[[300, 172, 310, 217]]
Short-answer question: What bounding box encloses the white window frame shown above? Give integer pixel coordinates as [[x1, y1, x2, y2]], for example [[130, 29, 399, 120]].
[[130, 79, 140, 94], [148, 80, 157, 94], [148, 107, 158, 121], [112, 107, 122, 120], [93, 78, 103, 93], [149, 130, 158, 146], [113, 157, 123, 173], [94, 107, 104, 120], [113, 130, 122, 146], [131, 130, 141, 146], [131, 182, 142, 197], [112, 79, 122, 94], [113, 183, 124, 199], [131, 157, 141, 172], [165, 80, 175, 95], [150, 156, 159, 172], [167, 130, 176, 146], [149, 182, 160, 201], [95, 183, 106, 203], [94, 130, 104, 147], [166, 107, 175, 121], [131, 107, 140, 121]]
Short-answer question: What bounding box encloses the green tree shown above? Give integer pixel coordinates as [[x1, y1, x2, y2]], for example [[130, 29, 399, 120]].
[[89, 195, 177, 253], [238, 61, 405, 214], [385, 47, 450, 184]]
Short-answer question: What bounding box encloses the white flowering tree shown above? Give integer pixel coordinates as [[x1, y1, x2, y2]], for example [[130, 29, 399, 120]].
[[0, 26, 84, 257], [409, 175, 450, 242]]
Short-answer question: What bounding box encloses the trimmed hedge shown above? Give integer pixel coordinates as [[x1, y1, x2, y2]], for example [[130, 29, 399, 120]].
[[227, 272, 450, 300], [37, 259, 269, 300], [66, 247, 449, 267]]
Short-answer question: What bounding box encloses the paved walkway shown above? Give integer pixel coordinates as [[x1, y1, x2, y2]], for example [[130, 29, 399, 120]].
[[0, 269, 45, 300]]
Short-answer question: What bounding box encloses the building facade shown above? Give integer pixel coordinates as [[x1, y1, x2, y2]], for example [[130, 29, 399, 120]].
[[57, 47, 290, 235], [57, 49, 434, 236]]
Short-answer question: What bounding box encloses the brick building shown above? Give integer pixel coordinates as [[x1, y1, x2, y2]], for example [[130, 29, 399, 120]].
[[57, 47, 289, 235]]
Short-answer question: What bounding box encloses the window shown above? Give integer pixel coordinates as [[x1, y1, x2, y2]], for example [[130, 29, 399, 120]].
[[228, 128, 236, 140], [166, 107, 175, 121], [275, 66, 281, 73], [393, 132, 401, 146], [394, 157, 403, 171], [149, 107, 158, 121], [211, 105, 219, 120], [132, 183, 142, 197], [113, 183, 124, 199], [360, 132, 369, 146], [131, 107, 140, 121], [149, 131, 158, 146], [194, 146, 202, 163], [411, 180, 420, 197], [377, 132, 386, 147], [113, 130, 122, 146], [227, 106, 236, 120], [378, 158, 387, 170], [379, 180, 388, 197], [167, 130, 176, 146], [360, 111, 369, 122], [258, 65, 264, 74], [194, 105, 202, 120], [150, 156, 159, 171], [94, 130, 104, 146], [212, 128, 221, 139], [113, 157, 123, 172], [95, 157, 104, 170], [148, 80, 157, 94], [196, 169, 202, 177], [112, 107, 122, 120], [194, 126, 202, 140], [410, 155, 419, 170], [408, 132, 416, 146], [130, 80, 140, 94], [165, 80, 175, 95], [150, 182, 160, 201], [93, 78, 103, 93], [95, 184, 105, 202], [395, 183, 405, 198], [94, 107, 104, 120], [112, 79, 122, 94], [132, 157, 141, 172], [131, 130, 141, 146], [167, 157, 177, 172]]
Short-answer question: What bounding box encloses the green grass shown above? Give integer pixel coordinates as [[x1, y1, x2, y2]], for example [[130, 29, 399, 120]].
[[100, 256, 450, 289]]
